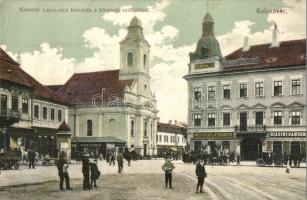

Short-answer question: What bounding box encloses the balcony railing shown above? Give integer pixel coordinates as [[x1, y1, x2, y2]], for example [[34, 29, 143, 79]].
[[235, 125, 266, 133]]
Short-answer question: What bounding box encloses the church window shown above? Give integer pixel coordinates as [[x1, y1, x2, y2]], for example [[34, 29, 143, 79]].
[[128, 52, 133, 66], [143, 54, 147, 67]]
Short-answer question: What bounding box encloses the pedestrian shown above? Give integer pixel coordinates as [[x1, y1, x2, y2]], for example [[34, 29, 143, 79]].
[[28, 149, 35, 169], [62, 163, 72, 190], [82, 152, 91, 190], [236, 153, 240, 165], [90, 159, 100, 187], [117, 148, 124, 173], [162, 157, 175, 189], [195, 158, 206, 193], [57, 151, 65, 190], [109, 152, 115, 166]]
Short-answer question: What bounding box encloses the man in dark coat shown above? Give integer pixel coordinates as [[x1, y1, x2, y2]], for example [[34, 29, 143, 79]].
[[195, 158, 206, 193], [109, 152, 115, 166], [28, 149, 36, 169], [117, 148, 124, 173], [82, 153, 91, 190], [57, 151, 72, 190], [90, 159, 100, 187]]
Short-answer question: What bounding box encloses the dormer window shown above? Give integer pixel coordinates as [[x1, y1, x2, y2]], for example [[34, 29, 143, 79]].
[[128, 52, 133, 66]]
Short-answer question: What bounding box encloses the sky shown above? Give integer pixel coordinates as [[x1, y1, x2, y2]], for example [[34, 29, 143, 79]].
[[0, 0, 306, 123]]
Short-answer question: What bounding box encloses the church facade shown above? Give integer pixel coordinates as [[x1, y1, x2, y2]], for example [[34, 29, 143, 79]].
[[52, 17, 159, 158], [184, 12, 306, 160]]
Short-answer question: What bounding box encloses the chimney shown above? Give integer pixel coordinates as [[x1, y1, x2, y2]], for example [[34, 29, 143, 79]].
[[271, 22, 279, 47], [16, 52, 21, 66], [242, 36, 249, 51], [168, 120, 172, 125]]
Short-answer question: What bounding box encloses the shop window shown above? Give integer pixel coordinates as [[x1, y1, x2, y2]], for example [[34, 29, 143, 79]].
[[266, 141, 273, 152], [239, 83, 247, 98], [223, 113, 230, 126], [274, 81, 282, 96], [22, 98, 28, 114], [194, 141, 201, 152], [223, 85, 230, 99], [87, 120, 93, 136], [273, 111, 282, 125], [255, 112, 263, 126], [273, 141, 282, 153]]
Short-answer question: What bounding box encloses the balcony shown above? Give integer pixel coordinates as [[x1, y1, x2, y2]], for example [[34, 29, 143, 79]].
[[235, 125, 266, 136], [0, 109, 21, 125]]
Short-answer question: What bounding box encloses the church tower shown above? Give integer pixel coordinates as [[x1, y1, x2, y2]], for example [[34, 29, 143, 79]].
[[119, 16, 151, 98]]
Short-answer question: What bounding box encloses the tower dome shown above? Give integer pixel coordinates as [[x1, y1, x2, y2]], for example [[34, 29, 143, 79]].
[[129, 16, 142, 27], [189, 12, 222, 61]]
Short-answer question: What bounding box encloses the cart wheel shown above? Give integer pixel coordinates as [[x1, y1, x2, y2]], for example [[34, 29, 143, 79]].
[[256, 159, 265, 167], [14, 162, 20, 169]]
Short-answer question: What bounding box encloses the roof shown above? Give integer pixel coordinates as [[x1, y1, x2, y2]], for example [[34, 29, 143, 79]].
[[223, 39, 306, 72], [157, 122, 187, 135], [129, 16, 142, 27], [55, 70, 133, 105], [72, 136, 126, 143], [0, 48, 68, 106], [46, 85, 63, 92], [203, 12, 214, 23], [58, 121, 71, 132]]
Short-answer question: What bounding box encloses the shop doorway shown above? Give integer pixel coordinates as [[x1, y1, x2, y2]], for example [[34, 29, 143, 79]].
[[240, 138, 262, 160], [273, 141, 282, 153], [291, 142, 300, 156]]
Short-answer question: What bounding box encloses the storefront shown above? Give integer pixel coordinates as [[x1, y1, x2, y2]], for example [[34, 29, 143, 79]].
[[265, 131, 306, 157], [71, 136, 126, 160], [191, 132, 237, 154]]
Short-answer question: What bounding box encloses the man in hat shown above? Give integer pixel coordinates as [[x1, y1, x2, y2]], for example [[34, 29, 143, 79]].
[[162, 157, 175, 189], [117, 148, 124, 173], [57, 151, 72, 190], [82, 152, 91, 190], [195, 158, 206, 193]]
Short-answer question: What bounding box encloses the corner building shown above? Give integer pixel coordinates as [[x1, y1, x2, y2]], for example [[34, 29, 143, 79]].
[[184, 12, 306, 160]]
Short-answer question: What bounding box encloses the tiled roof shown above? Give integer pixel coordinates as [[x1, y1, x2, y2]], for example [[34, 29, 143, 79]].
[[46, 85, 63, 92], [55, 70, 133, 105], [0, 48, 68, 105], [58, 121, 71, 132], [223, 39, 306, 72], [157, 122, 187, 135]]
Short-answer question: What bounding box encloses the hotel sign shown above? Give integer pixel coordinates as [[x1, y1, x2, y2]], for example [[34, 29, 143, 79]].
[[193, 132, 235, 140], [269, 131, 306, 137], [195, 62, 215, 70]]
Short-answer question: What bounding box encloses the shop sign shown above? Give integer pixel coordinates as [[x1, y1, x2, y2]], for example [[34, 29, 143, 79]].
[[269, 131, 306, 137], [193, 132, 235, 140], [195, 62, 215, 70], [61, 143, 68, 149], [106, 143, 115, 148], [79, 143, 100, 147]]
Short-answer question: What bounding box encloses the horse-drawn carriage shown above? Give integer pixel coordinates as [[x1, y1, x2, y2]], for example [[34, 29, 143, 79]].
[[0, 150, 21, 170], [256, 151, 283, 167]]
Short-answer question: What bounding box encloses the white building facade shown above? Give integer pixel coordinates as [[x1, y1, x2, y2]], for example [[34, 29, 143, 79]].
[[184, 12, 306, 160]]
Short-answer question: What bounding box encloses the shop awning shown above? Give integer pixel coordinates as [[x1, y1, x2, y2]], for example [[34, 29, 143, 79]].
[[72, 136, 126, 144]]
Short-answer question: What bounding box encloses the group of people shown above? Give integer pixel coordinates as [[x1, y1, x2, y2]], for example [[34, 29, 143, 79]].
[[56, 151, 101, 191], [162, 157, 207, 193]]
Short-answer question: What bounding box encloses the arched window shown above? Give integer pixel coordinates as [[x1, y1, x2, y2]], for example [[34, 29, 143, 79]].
[[87, 120, 92, 136], [143, 54, 147, 67], [127, 52, 133, 66], [131, 120, 134, 136]]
